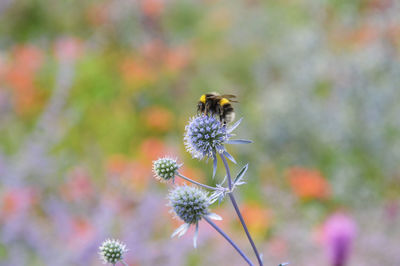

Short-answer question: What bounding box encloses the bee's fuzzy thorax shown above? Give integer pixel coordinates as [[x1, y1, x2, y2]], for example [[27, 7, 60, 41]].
[[200, 94, 206, 103]]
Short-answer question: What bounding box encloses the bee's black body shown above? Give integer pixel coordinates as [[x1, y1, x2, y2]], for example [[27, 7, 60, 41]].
[[197, 93, 237, 124]]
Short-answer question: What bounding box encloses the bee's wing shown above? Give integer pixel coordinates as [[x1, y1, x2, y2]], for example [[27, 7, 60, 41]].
[[221, 94, 238, 102], [221, 94, 236, 98], [208, 95, 222, 100]]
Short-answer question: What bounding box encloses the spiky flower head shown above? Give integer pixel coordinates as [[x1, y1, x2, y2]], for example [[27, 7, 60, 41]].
[[153, 157, 181, 182], [98, 239, 127, 264], [169, 186, 222, 248], [184, 115, 229, 160], [184, 115, 251, 177], [169, 185, 210, 224]]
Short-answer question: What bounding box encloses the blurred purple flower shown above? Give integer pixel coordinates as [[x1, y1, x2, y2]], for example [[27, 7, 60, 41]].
[[323, 213, 357, 266]]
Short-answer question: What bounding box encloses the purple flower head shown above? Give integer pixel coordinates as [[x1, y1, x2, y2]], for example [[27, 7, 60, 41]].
[[323, 213, 357, 266], [184, 115, 251, 177], [184, 115, 229, 160], [169, 185, 210, 225], [168, 185, 222, 248]]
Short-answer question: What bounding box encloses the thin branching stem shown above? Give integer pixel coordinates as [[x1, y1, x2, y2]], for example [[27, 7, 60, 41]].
[[176, 173, 220, 191], [204, 216, 254, 266], [219, 153, 264, 266]]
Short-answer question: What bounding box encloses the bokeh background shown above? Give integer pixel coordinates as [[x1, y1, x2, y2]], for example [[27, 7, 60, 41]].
[[0, 0, 400, 265]]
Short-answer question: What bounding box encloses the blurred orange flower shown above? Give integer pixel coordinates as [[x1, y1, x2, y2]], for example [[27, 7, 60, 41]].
[[121, 160, 151, 192], [13, 45, 43, 72], [176, 166, 206, 186], [387, 25, 400, 47], [138, 138, 168, 164], [141, 40, 166, 62], [142, 106, 173, 132], [5, 45, 44, 115], [120, 57, 155, 88], [350, 25, 380, 47], [139, 41, 190, 73], [141, 0, 164, 17], [105, 155, 151, 193], [106, 154, 129, 176], [164, 46, 190, 73], [287, 167, 331, 200], [240, 203, 271, 237], [210, 206, 231, 231], [86, 2, 110, 26]]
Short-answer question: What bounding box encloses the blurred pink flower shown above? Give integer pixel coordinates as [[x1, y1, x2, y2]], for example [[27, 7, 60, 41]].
[[60, 167, 94, 202], [54, 37, 83, 62], [384, 200, 399, 221], [0, 187, 37, 221], [106, 154, 129, 176], [67, 217, 96, 251], [322, 213, 357, 266], [268, 237, 288, 259]]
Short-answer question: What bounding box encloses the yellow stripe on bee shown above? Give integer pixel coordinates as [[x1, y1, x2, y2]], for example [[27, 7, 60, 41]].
[[200, 94, 206, 103], [219, 98, 229, 106]]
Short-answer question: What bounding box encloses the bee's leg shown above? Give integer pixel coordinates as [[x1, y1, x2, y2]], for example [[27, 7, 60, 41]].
[[204, 102, 211, 116], [222, 115, 227, 125], [216, 104, 223, 123]]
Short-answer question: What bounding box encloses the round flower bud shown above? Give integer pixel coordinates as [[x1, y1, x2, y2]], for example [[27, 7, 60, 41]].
[[152, 157, 180, 182], [169, 185, 210, 224], [184, 115, 229, 160], [98, 239, 127, 264]]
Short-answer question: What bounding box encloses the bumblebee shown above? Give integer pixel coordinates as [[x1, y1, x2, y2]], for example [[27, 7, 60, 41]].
[[197, 93, 237, 124]]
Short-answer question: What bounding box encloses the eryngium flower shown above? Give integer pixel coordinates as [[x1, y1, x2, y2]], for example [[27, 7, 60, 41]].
[[98, 239, 127, 264], [153, 157, 180, 182], [169, 185, 209, 224], [184, 115, 251, 176], [184, 115, 228, 160], [169, 185, 222, 248]]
